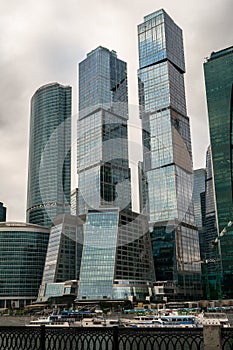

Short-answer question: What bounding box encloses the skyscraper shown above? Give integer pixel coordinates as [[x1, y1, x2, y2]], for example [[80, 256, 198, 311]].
[[193, 169, 206, 230], [0, 202, 6, 222], [27, 83, 71, 227], [77, 47, 154, 301], [77, 47, 131, 214], [204, 46, 233, 298], [138, 9, 202, 300], [203, 146, 218, 299]]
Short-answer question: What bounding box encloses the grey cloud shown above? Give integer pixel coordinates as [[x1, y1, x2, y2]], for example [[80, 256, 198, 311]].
[[0, 0, 232, 220]]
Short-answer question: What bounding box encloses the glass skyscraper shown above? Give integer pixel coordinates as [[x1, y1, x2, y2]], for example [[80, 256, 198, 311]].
[[0, 202, 6, 222], [202, 146, 218, 299], [77, 47, 131, 214], [27, 83, 71, 227], [193, 169, 206, 230], [138, 9, 202, 300], [77, 47, 154, 301], [204, 46, 233, 298]]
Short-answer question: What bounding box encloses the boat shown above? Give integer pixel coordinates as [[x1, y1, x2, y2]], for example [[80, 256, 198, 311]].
[[196, 312, 231, 327], [26, 315, 70, 327], [123, 315, 198, 328], [158, 315, 198, 328], [73, 316, 124, 327]]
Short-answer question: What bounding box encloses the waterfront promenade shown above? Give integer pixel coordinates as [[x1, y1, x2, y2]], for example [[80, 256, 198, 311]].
[[0, 324, 232, 350]]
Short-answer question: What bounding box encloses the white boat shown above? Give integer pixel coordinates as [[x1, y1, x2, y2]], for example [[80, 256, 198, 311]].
[[123, 315, 198, 328], [196, 312, 231, 327], [74, 316, 124, 327], [26, 315, 70, 327]]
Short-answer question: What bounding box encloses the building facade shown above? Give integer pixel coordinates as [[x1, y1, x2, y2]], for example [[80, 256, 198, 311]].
[[137, 9, 202, 300], [38, 214, 83, 301], [0, 202, 6, 222], [202, 146, 218, 299], [0, 222, 49, 308], [193, 169, 206, 230], [71, 188, 79, 216], [77, 47, 131, 214], [204, 46, 233, 298], [77, 209, 154, 301], [27, 83, 71, 227]]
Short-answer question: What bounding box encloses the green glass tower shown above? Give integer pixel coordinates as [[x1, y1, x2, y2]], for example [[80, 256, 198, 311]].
[[204, 46, 233, 298], [138, 9, 202, 300], [27, 83, 71, 227]]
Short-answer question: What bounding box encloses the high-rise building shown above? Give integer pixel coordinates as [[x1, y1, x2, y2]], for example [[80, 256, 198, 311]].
[[0, 222, 49, 308], [77, 47, 154, 301], [138, 9, 202, 300], [77, 47, 131, 214], [204, 46, 233, 298], [0, 202, 6, 222], [203, 146, 218, 299], [38, 214, 83, 301], [27, 83, 71, 227], [193, 169, 206, 230]]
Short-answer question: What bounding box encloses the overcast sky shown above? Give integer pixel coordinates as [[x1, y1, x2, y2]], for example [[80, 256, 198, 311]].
[[0, 0, 232, 221]]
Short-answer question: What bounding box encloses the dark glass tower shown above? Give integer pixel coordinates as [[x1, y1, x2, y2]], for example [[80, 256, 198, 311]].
[[0, 203, 6, 222], [193, 169, 206, 230], [204, 46, 233, 298], [27, 83, 71, 227], [77, 47, 131, 214], [138, 9, 202, 300]]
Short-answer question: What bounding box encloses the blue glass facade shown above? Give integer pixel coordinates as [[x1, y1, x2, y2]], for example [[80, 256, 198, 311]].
[[27, 83, 71, 227], [0, 202, 6, 222], [138, 9, 202, 300], [78, 209, 154, 301], [0, 222, 49, 308], [204, 47, 233, 298], [77, 47, 131, 214], [78, 210, 119, 299]]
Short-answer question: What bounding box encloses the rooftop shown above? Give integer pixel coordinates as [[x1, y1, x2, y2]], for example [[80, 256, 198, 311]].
[[207, 46, 233, 61]]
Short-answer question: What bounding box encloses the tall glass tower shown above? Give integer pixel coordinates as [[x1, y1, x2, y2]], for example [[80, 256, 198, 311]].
[[138, 9, 202, 300], [77, 47, 131, 214], [204, 46, 233, 298], [27, 83, 71, 227], [193, 169, 206, 230], [77, 47, 154, 301]]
